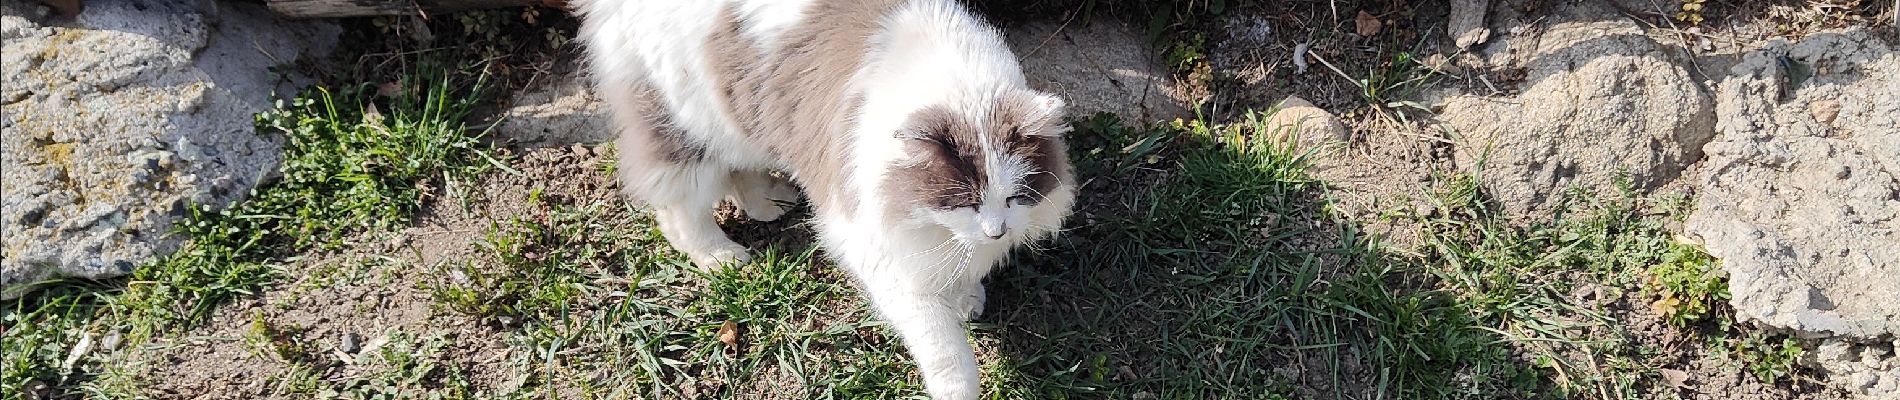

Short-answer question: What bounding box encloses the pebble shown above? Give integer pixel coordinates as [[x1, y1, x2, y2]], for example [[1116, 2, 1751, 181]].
[[571, 143, 592, 158], [341, 332, 361, 354]]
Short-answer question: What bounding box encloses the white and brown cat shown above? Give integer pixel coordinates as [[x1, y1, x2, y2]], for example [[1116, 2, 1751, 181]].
[[572, 0, 1076, 398]]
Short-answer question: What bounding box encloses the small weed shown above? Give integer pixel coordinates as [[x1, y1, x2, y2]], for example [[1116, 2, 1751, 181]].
[[243, 312, 323, 368], [1158, 31, 1216, 91], [1678, 0, 1709, 25], [1733, 332, 1806, 384], [1643, 242, 1728, 328]]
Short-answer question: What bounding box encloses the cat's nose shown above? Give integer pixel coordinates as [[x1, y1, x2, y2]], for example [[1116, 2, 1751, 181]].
[[982, 223, 1007, 239]]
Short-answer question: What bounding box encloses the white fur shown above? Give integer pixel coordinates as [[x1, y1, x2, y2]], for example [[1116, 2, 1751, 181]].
[[574, 1, 1075, 398]]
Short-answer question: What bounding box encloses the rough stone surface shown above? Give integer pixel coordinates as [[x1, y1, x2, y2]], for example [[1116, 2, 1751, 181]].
[[1687, 29, 1898, 398], [1448, 0, 1490, 49], [492, 76, 611, 147], [1005, 17, 1192, 124], [1, 0, 338, 297], [493, 17, 1194, 146], [1438, 18, 1716, 213]]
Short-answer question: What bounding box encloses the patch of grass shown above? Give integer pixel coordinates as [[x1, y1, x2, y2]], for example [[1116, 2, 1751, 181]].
[[279, 329, 478, 399], [0, 283, 113, 400], [112, 61, 496, 335], [978, 110, 1542, 399], [423, 195, 919, 399], [1, 61, 497, 398]]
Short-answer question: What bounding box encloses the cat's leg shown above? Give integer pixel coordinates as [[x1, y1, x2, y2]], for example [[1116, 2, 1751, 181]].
[[863, 284, 981, 400], [727, 170, 800, 222], [604, 85, 748, 270]]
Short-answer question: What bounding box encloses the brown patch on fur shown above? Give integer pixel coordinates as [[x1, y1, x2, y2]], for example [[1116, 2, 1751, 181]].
[[987, 94, 1071, 204], [704, 0, 904, 215], [601, 78, 706, 168], [882, 93, 1074, 218], [892, 106, 989, 210]]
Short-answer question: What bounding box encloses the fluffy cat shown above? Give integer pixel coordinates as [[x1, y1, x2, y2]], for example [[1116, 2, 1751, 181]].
[[571, 0, 1077, 398]]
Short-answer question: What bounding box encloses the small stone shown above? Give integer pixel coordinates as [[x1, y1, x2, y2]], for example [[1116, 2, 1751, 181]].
[[571, 143, 592, 158], [1810, 99, 1841, 125], [99, 331, 122, 352], [1854, 371, 1878, 389], [1265, 96, 1350, 149], [341, 333, 361, 354]]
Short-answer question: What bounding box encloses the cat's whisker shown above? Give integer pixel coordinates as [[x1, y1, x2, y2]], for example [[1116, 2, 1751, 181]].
[[905, 235, 960, 260], [934, 245, 976, 293], [1014, 182, 1050, 201]]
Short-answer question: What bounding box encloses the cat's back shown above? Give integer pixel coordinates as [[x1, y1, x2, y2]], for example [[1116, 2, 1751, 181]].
[[571, 0, 823, 81]]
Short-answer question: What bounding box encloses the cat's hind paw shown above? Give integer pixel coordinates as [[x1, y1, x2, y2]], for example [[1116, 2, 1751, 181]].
[[687, 242, 751, 271]]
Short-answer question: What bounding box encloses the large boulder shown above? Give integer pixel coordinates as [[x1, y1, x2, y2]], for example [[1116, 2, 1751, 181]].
[[1, 0, 338, 298], [1687, 29, 1898, 398], [1437, 18, 1716, 213]]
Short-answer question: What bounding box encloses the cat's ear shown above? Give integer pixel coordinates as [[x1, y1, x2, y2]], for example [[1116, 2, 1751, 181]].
[[1018, 91, 1070, 137], [1029, 92, 1066, 117]]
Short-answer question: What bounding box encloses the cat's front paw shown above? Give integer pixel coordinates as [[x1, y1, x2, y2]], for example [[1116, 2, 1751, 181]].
[[923, 371, 981, 400], [952, 283, 987, 321], [687, 243, 751, 271]]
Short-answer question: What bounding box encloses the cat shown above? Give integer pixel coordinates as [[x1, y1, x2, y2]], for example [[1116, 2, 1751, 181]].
[[571, 0, 1077, 398]]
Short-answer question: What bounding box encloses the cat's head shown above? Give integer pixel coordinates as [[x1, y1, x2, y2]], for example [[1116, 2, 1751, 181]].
[[887, 89, 1075, 245]]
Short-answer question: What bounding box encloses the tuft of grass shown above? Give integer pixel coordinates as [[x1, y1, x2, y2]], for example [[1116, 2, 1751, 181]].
[[1, 61, 497, 398]]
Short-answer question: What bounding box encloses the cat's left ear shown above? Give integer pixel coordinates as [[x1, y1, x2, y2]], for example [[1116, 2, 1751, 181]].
[[1018, 91, 1070, 136]]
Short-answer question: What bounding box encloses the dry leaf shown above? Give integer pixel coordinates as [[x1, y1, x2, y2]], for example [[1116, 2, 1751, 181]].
[[1660, 368, 1690, 388], [377, 81, 404, 98], [717, 320, 739, 348], [1355, 11, 1384, 37]]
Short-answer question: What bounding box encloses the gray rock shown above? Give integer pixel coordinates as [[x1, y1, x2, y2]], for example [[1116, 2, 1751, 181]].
[[491, 76, 612, 147], [1005, 17, 1193, 124], [1, 0, 338, 298], [1448, 0, 1490, 49], [1692, 29, 1898, 341], [1687, 28, 1892, 400], [1689, 29, 1898, 398], [1438, 18, 1716, 213]]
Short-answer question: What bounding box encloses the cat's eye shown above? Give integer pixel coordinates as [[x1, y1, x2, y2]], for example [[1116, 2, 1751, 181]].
[[941, 199, 978, 210], [1008, 195, 1036, 205]]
